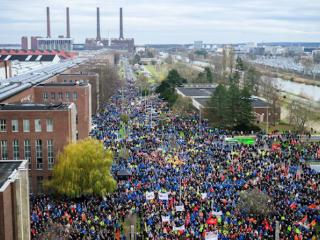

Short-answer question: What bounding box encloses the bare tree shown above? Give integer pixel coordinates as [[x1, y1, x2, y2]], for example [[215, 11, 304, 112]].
[[238, 188, 273, 217], [288, 99, 312, 133], [260, 77, 280, 126]]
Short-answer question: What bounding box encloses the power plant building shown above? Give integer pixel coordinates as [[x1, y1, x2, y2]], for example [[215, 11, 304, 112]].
[[85, 7, 135, 52], [37, 38, 73, 51]]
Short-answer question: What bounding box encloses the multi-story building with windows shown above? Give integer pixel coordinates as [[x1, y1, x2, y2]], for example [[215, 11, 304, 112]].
[[34, 82, 92, 140], [0, 103, 76, 192]]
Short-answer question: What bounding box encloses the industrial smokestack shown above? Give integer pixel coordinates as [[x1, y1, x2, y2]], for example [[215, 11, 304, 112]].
[[120, 8, 124, 39], [66, 7, 70, 38], [46, 7, 51, 38], [96, 7, 101, 41]]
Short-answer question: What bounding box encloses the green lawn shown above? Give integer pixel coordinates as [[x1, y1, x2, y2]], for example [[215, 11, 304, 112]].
[[258, 121, 295, 133], [145, 64, 168, 83]]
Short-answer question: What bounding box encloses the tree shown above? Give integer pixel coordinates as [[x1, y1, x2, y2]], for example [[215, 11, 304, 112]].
[[132, 54, 141, 64], [195, 49, 208, 58], [225, 83, 241, 127], [206, 84, 256, 131], [260, 77, 280, 126], [228, 48, 235, 74], [137, 74, 149, 96], [238, 189, 273, 217], [288, 99, 311, 133], [155, 69, 186, 106], [172, 95, 195, 116], [204, 67, 213, 83], [222, 49, 227, 75], [244, 67, 261, 95], [235, 87, 255, 131], [236, 56, 245, 71], [206, 84, 228, 128], [164, 55, 173, 64], [46, 138, 116, 198]]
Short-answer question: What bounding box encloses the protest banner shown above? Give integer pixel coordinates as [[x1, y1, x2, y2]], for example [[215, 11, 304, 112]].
[[161, 216, 170, 223], [201, 193, 208, 200], [159, 192, 169, 200], [173, 225, 185, 231], [146, 191, 155, 200], [176, 205, 185, 212], [205, 231, 218, 240]]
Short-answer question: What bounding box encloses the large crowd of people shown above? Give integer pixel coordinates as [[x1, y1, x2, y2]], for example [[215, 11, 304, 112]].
[[30, 76, 320, 239]]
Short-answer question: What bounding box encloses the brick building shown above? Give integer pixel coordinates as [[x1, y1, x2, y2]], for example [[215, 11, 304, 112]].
[[34, 82, 92, 140], [56, 73, 99, 114], [0, 103, 76, 192], [0, 160, 30, 240]]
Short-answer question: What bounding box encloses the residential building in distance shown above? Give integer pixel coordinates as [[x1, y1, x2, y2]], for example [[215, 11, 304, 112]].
[[194, 41, 203, 50], [0, 160, 30, 240]]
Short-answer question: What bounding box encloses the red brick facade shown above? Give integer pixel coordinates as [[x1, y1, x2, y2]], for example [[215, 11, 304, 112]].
[[0, 105, 76, 192], [34, 83, 92, 140]]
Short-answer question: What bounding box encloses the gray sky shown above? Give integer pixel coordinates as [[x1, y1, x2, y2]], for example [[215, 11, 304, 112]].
[[0, 0, 319, 44]]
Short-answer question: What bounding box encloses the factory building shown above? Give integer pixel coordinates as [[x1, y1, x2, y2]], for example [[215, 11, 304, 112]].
[[85, 7, 135, 52]]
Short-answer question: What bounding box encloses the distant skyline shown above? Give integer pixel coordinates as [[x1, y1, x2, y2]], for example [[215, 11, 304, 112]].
[[0, 0, 319, 44]]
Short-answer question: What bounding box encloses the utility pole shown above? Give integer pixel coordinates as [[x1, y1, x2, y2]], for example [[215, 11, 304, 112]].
[[266, 107, 269, 134], [275, 221, 280, 240]]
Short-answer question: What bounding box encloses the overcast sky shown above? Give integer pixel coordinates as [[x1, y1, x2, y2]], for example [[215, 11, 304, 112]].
[[0, 0, 319, 44]]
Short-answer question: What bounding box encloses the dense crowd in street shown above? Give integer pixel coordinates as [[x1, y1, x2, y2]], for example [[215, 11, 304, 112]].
[[30, 76, 320, 239]]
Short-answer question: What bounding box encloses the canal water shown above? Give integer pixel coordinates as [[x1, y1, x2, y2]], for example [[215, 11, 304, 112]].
[[263, 76, 320, 102]]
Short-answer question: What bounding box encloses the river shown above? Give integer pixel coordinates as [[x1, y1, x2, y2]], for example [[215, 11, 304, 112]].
[[269, 77, 320, 102]]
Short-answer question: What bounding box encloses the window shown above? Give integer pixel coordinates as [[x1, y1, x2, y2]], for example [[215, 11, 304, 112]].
[[64, 79, 67, 83], [66, 92, 70, 101], [35, 119, 41, 132], [23, 120, 30, 132], [46, 119, 53, 132], [51, 92, 55, 100], [58, 92, 63, 100], [36, 140, 43, 169], [0, 140, 8, 160], [24, 140, 31, 169], [0, 119, 6, 132], [37, 176, 43, 191], [43, 92, 48, 101], [12, 120, 19, 132], [47, 140, 54, 170], [13, 140, 19, 160], [73, 92, 78, 100]]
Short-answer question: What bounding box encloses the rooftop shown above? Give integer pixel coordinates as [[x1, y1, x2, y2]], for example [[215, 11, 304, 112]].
[[0, 58, 85, 102], [37, 82, 88, 87], [0, 161, 23, 188], [193, 97, 271, 108], [176, 87, 216, 97], [0, 103, 71, 111]]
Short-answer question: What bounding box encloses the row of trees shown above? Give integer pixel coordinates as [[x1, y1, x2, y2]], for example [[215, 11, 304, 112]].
[[206, 84, 259, 131]]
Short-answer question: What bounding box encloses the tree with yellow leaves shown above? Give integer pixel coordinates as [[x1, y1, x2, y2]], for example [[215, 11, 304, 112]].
[[46, 138, 116, 198]]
